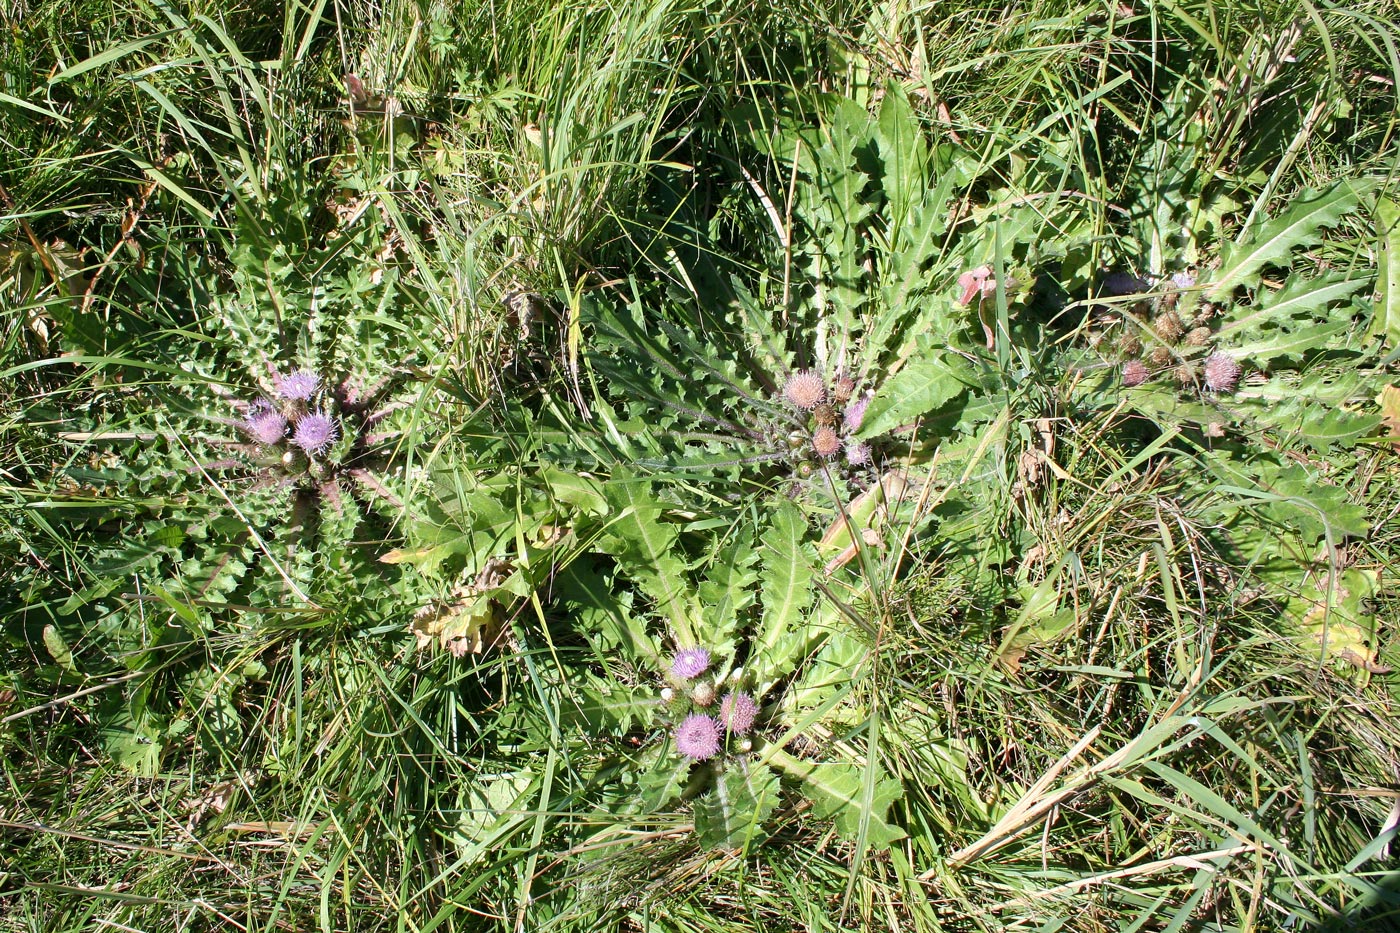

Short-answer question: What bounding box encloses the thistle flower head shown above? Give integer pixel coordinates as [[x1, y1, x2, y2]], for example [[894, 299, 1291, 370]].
[[783, 370, 827, 410], [243, 402, 288, 445], [1186, 327, 1213, 347], [1203, 352, 1242, 392], [1121, 359, 1149, 388], [275, 370, 320, 401], [670, 647, 711, 680], [292, 411, 340, 456], [844, 393, 871, 432], [690, 681, 717, 707], [1154, 311, 1185, 344], [845, 439, 872, 465], [1171, 271, 1197, 290], [719, 692, 758, 734], [812, 426, 841, 459], [675, 713, 721, 760], [832, 374, 857, 404]]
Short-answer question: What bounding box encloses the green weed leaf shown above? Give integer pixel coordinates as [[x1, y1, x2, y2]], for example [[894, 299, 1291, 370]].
[[752, 500, 814, 683], [1207, 181, 1372, 300], [858, 352, 970, 438], [1371, 196, 1400, 347], [693, 763, 781, 851], [768, 748, 905, 848]]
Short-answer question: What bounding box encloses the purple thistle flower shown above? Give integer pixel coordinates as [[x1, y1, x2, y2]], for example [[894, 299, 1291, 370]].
[[275, 370, 320, 401], [292, 411, 340, 455], [675, 713, 721, 760], [243, 403, 289, 446], [1170, 271, 1197, 290], [670, 647, 711, 680], [844, 393, 871, 432], [1121, 359, 1149, 387], [719, 692, 758, 734], [812, 426, 841, 459], [1203, 352, 1242, 393], [845, 439, 872, 466]]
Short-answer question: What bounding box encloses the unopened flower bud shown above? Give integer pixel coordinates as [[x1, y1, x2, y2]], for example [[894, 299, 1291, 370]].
[[690, 681, 716, 707]]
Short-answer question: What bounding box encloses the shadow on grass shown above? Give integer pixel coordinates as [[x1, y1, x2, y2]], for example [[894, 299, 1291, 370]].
[[1312, 867, 1400, 932]]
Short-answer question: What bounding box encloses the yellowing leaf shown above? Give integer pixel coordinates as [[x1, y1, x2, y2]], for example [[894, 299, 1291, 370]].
[[1378, 384, 1400, 444], [1291, 568, 1387, 673], [817, 471, 913, 572], [409, 558, 515, 655]]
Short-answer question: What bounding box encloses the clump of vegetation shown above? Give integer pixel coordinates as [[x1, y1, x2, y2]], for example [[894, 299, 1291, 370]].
[[4, 0, 1400, 931]]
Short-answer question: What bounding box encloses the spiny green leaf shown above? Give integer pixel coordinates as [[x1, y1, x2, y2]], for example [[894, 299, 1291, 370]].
[[600, 474, 697, 646], [1214, 273, 1368, 344], [1370, 196, 1400, 347], [1229, 317, 1354, 364], [753, 500, 813, 683], [1207, 181, 1373, 300], [858, 352, 970, 438], [697, 529, 759, 662], [693, 763, 781, 851], [1254, 465, 1369, 544], [768, 748, 906, 848]]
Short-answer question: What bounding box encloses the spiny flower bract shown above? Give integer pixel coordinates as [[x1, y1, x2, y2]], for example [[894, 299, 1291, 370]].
[[1121, 359, 1149, 387], [292, 411, 340, 455], [1154, 311, 1185, 344], [275, 370, 320, 401], [782, 370, 826, 410], [670, 647, 711, 680], [832, 374, 856, 404], [675, 713, 721, 760], [719, 692, 758, 734]]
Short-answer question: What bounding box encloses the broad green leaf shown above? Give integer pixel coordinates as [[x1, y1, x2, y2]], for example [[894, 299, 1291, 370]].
[[995, 570, 1079, 675], [556, 563, 659, 664], [858, 353, 969, 438], [768, 748, 906, 848], [784, 622, 865, 722], [636, 754, 692, 814], [1229, 318, 1353, 364], [1371, 196, 1400, 347], [540, 466, 608, 515], [1214, 273, 1368, 343], [42, 625, 78, 674], [600, 475, 697, 646], [752, 500, 813, 682], [555, 672, 657, 733], [693, 764, 781, 851], [1247, 465, 1369, 545], [697, 529, 759, 661], [1288, 568, 1382, 672], [1207, 181, 1372, 300]]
